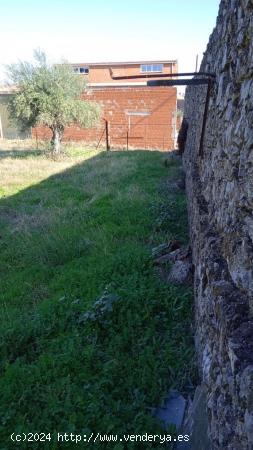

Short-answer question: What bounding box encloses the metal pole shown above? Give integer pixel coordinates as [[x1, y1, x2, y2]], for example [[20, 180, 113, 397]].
[[35, 128, 38, 149], [105, 120, 110, 151], [126, 130, 129, 151], [0, 113, 3, 139], [199, 78, 213, 157], [95, 126, 105, 149]]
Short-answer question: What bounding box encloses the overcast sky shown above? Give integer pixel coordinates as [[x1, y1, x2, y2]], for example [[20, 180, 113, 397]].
[[0, 0, 220, 82]]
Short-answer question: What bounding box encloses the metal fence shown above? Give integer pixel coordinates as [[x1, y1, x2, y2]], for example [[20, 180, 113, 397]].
[[96, 120, 176, 151]]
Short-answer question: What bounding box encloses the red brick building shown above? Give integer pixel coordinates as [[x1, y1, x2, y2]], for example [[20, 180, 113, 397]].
[[35, 60, 178, 150]]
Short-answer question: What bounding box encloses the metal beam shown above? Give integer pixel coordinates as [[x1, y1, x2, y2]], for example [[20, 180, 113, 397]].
[[147, 79, 210, 86], [109, 69, 215, 80]]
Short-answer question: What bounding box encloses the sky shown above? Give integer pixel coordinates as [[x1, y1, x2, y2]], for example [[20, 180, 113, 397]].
[[0, 0, 220, 83]]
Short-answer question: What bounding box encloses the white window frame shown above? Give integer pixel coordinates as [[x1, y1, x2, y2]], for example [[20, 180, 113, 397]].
[[140, 64, 164, 73]]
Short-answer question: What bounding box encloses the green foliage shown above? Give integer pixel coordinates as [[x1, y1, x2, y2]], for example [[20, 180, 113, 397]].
[[6, 50, 100, 152], [0, 149, 196, 449]]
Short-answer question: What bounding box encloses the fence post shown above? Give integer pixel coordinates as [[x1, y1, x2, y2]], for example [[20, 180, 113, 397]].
[[105, 120, 110, 151], [96, 125, 106, 150], [0, 113, 3, 139], [35, 128, 38, 149]]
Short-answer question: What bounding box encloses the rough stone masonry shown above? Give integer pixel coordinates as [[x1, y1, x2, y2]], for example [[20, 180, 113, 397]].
[[182, 0, 253, 448]]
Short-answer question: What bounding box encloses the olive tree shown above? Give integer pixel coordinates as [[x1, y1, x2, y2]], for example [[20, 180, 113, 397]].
[[6, 50, 101, 154]]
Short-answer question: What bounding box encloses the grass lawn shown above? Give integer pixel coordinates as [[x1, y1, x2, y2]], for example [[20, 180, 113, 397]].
[[0, 141, 195, 449]]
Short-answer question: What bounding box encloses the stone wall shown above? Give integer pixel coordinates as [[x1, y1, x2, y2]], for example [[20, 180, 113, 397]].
[[183, 1, 253, 448]]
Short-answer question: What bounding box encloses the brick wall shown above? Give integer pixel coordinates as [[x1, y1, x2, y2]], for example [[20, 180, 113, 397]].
[[34, 86, 177, 150]]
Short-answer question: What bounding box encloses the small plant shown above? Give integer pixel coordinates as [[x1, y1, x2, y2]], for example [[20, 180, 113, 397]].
[[78, 290, 120, 327]]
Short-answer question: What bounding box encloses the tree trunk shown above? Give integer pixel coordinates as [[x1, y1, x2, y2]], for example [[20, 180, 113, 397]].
[[51, 127, 63, 154]]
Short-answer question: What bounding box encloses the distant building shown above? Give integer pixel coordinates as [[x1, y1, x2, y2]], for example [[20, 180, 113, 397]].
[[0, 86, 30, 139], [177, 92, 185, 114]]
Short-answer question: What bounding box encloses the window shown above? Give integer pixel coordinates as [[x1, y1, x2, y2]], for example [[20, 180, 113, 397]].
[[73, 67, 89, 74], [140, 64, 163, 73]]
